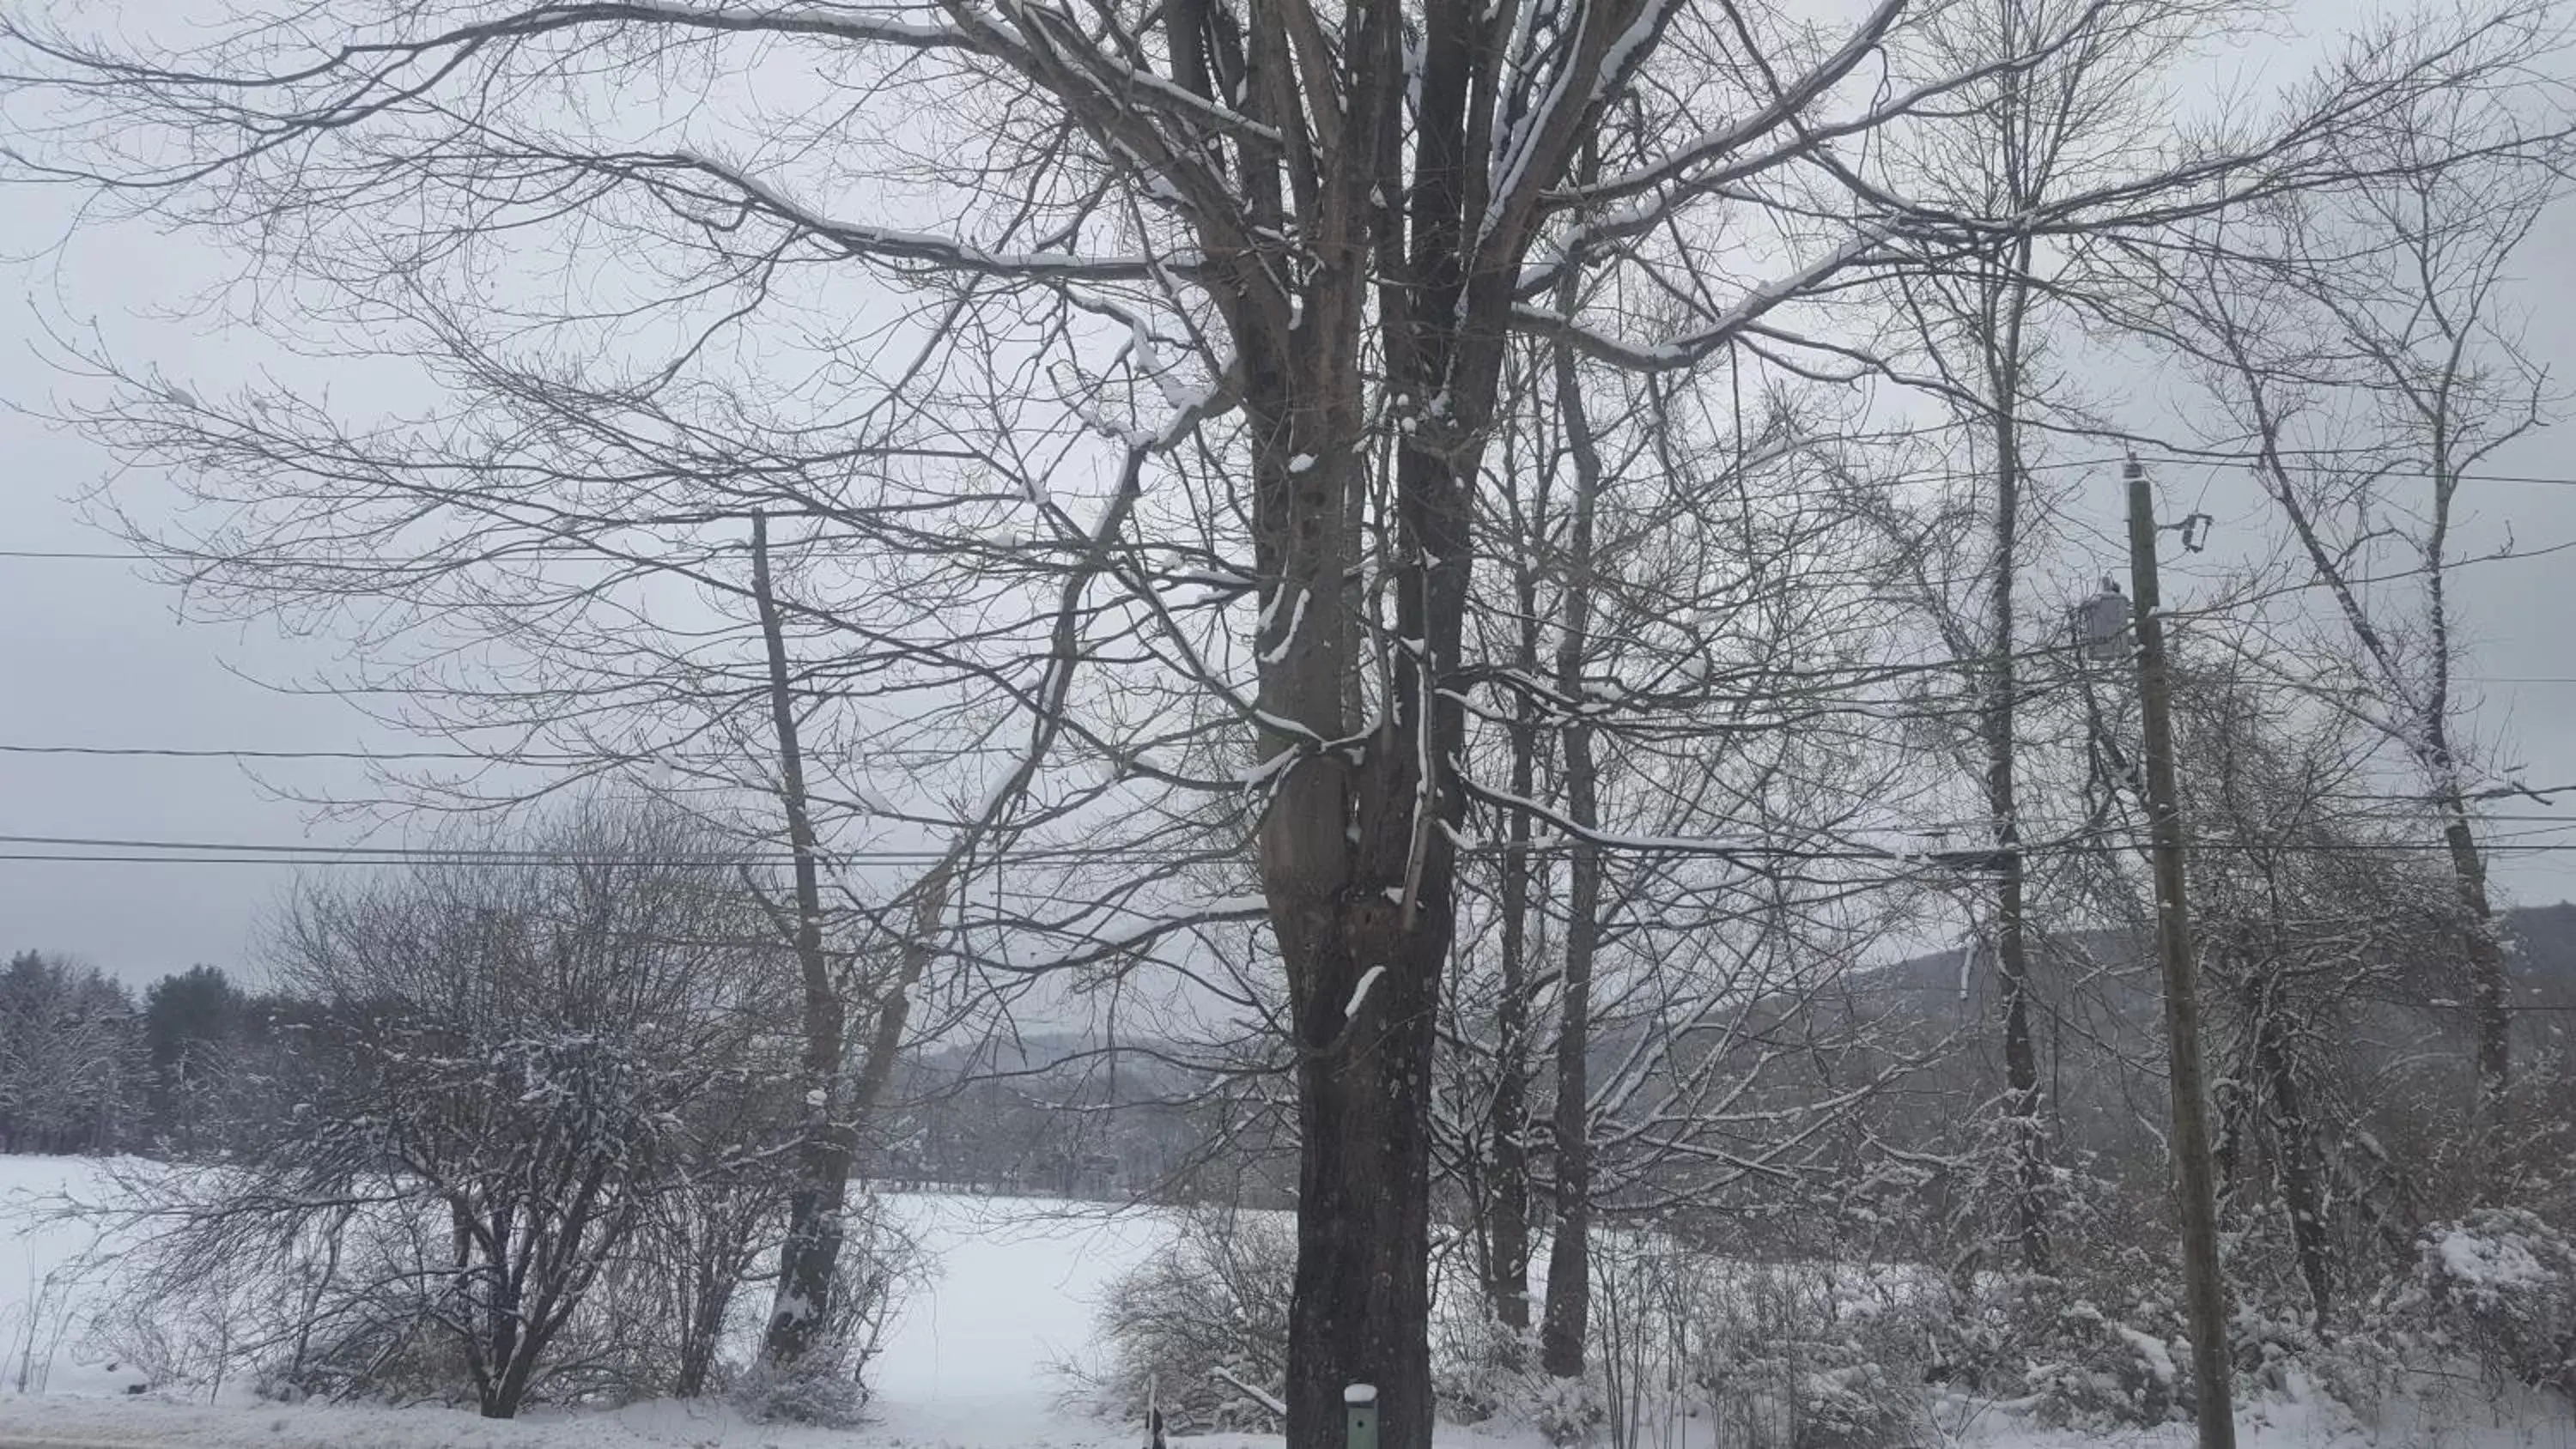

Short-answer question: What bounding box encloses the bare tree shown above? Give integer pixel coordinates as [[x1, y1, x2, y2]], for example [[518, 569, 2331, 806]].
[[97, 803, 796, 1417], [2169, 658, 2464, 1333], [1872, 0, 2227, 1279], [2151, 83, 2567, 1145], [1844, 0, 2570, 1272], [1536, 261, 1610, 1381], [747, 510, 957, 1373], [34, 336, 1169, 1373], [1443, 301, 1953, 1378], [0, 6, 1925, 1437]]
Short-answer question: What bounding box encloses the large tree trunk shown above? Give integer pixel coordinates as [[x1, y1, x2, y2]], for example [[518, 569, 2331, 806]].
[[1270, 427, 1470, 1449], [1244, 0, 1499, 1418], [1225, 0, 1638, 1422], [1281, 909, 1447, 1449], [1250, 351, 1468, 1449]]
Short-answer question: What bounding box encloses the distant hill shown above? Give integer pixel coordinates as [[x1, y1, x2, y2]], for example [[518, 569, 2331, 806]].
[[1835, 900, 2576, 1174], [873, 903, 2576, 1206], [1863, 900, 2576, 1004], [2506, 900, 2576, 985]]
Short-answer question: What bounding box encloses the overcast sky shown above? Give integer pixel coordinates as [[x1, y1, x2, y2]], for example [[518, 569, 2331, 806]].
[[4, 4, 2575, 990]]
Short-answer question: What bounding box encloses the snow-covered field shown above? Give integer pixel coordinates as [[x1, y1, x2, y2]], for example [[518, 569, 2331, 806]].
[[0, 1155, 2567, 1449]]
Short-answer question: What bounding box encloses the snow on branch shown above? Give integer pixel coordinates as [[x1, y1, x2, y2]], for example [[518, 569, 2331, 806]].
[[594, 0, 976, 52], [1510, 221, 1892, 371], [990, 896, 1273, 977], [672, 150, 1173, 281], [1552, 0, 1905, 213], [1211, 1362, 1287, 1417], [998, 3, 1284, 147]]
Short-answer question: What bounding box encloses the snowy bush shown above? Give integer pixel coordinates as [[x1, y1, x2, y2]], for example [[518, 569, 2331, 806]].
[[2015, 1283, 2190, 1428], [2377, 1209, 2576, 1397], [732, 1327, 875, 1430], [1417, 1236, 1605, 1441], [634, 1168, 792, 1398], [735, 1191, 931, 1423], [1668, 1264, 1923, 1449], [1092, 1209, 1604, 1440], [72, 1174, 458, 1408], [1424, 1287, 1556, 1430], [79, 1217, 275, 1399], [1586, 1231, 1929, 1449], [1924, 1251, 2202, 1432], [53, 808, 835, 1419], [1090, 1206, 1292, 1432], [256, 1282, 466, 1409], [3, 1256, 91, 1394]]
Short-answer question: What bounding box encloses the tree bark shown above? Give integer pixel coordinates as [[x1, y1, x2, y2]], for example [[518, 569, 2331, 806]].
[[1246, 0, 1500, 1429], [2421, 394, 2513, 1127], [1984, 232, 2053, 1277], [2251, 991, 2333, 1333], [1281, 903, 1446, 1449], [750, 512, 853, 1371], [2441, 808, 2512, 1113], [1487, 636, 1539, 1333], [1251, 344, 1468, 1449], [1538, 312, 1602, 1381]]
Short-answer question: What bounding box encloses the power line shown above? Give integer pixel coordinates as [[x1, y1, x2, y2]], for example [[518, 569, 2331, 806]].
[[0, 833, 1056, 864], [2, 444, 2574, 574], [0, 743, 598, 763], [3, 533, 2570, 731], [3, 740, 2562, 823], [8, 831, 2576, 870], [3, 448, 2576, 565], [8, 712, 2573, 772], [1941, 448, 2576, 490]]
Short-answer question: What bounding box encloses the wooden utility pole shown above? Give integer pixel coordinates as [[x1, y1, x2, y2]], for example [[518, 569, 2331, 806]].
[[2125, 458, 2236, 1449]]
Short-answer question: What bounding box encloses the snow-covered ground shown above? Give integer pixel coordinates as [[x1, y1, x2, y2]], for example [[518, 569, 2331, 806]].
[[0, 1155, 2568, 1449], [0, 1155, 1220, 1449]]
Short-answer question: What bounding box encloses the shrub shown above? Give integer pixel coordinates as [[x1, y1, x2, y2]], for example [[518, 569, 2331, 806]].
[[1588, 1231, 1929, 1449], [1097, 1222, 1943, 1448], [1923, 1241, 2207, 1434], [733, 1341, 877, 1428], [1091, 1207, 1292, 1432], [1425, 1284, 1548, 1429], [733, 1193, 932, 1425], [2379, 1209, 2576, 1397]]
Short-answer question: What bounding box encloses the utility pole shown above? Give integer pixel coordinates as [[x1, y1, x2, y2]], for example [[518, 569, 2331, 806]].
[[2125, 458, 2236, 1449]]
